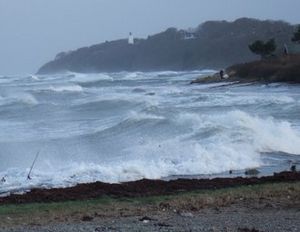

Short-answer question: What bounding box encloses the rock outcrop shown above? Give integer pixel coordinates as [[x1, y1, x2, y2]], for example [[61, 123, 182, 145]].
[[191, 54, 300, 84]]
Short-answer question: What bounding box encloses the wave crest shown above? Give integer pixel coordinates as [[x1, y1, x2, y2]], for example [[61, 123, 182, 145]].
[[48, 85, 83, 92]]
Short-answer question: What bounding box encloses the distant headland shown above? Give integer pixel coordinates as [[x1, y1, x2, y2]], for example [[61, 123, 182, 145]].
[[37, 18, 297, 74]]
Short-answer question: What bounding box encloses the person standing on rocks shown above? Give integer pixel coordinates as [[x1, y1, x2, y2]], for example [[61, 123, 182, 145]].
[[219, 70, 225, 79], [284, 44, 289, 55]]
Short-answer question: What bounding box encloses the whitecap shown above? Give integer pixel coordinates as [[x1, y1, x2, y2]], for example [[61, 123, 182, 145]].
[[71, 73, 113, 83], [48, 85, 83, 92], [0, 92, 38, 106]]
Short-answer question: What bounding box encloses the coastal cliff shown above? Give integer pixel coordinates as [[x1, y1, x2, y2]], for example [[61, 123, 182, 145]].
[[37, 18, 295, 74]]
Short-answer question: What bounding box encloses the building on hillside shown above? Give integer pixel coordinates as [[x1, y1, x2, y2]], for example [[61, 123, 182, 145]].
[[128, 32, 134, 45], [179, 28, 197, 40]]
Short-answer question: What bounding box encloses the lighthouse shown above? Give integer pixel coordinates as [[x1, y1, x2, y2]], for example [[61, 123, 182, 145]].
[[128, 32, 134, 45]]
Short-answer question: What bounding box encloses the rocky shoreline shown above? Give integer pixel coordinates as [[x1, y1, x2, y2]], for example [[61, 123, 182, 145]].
[[191, 54, 300, 84]]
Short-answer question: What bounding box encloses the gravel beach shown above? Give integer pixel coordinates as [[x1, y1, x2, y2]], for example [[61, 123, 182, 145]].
[[2, 204, 300, 232], [1, 179, 300, 232]]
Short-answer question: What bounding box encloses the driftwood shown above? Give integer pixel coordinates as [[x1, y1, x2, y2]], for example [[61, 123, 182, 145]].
[[27, 150, 41, 180]]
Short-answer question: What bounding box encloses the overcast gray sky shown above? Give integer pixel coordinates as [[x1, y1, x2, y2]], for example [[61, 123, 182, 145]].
[[0, 0, 299, 75]]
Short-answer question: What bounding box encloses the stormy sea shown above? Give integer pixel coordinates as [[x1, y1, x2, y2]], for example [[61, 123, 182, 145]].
[[0, 71, 300, 195]]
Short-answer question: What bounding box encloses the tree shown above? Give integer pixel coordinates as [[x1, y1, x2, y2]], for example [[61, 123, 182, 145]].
[[291, 25, 300, 43], [249, 38, 276, 59]]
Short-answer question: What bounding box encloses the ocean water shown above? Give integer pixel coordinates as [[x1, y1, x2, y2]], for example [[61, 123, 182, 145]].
[[0, 71, 300, 195]]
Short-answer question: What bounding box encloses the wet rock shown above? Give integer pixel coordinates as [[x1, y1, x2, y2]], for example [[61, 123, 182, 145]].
[[191, 71, 228, 84], [81, 215, 93, 222], [290, 165, 296, 172], [139, 216, 155, 223], [245, 169, 260, 176], [238, 228, 262, 232], [155, 222, 172, 227]]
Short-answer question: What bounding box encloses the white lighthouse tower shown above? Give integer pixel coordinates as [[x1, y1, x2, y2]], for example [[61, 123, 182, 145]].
[[128, 32, 134, 45]]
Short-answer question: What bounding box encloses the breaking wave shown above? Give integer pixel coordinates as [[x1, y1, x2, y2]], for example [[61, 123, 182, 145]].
[[48, 85, 83, 92], [0, 70, 300, 195], [71, 73, 113, 83], [0, 92, 38, 106]]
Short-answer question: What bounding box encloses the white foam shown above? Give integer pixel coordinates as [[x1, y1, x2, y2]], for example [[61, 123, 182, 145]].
[[230, 111, 300, 155], [0, 92, 38, 106], [72, 73, 113, 83], [124, 72, 139, 79], [30, 75, 40, 81], [20, 93, 38, 105], [156, 71, 179, 76], [0, 139, 260, 195], [175, 110, 300, 155], [128, 111, 165, 121], [123, 137, 261, 178], [1, 110, 299, 195], [48, 85, 83, 92], [184, 92, 296, 108]]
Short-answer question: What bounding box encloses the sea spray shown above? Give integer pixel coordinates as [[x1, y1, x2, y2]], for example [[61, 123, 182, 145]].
[[231, 110, 300, 154], [175, 111, 300, 155]]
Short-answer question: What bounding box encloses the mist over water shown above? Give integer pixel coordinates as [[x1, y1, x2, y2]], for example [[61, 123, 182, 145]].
[[0, 71, 300, 195]]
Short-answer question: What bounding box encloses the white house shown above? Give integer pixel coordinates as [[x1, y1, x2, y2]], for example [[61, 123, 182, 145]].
[[128, 32, 134, 45]]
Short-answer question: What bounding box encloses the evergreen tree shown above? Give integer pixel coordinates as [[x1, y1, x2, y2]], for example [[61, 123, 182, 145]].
[[249, 39, 276, 59], [291, 25, 300, 43]]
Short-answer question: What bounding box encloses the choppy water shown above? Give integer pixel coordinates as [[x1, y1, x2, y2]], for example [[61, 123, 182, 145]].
[[0, 71, 300, 195]]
